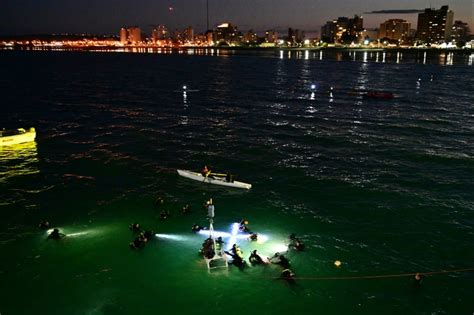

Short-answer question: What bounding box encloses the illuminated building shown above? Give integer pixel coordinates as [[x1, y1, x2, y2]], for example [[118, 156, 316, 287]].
[[451, 20, 470, 42], [152, 28, 159, 44], [127, 26, 141, 44], [120, 28, 127, 44], [243, 30, 258, 44], [213, 22, 239, 45], [183, 26, 194, 43], [416, 5, 454, 43], [119, 26, 142, 45], [321, 15, 364, 44], [265, 30, 278, 43], [288, 28, 304, 45], [379, 19, 411, 43], [321, 21, 337, 43]]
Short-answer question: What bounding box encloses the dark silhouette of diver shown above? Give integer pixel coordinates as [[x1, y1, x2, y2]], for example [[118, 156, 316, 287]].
[[47, 228, 65, 240], [225, 250, 246, 268], [280, 268, 296, 284], [249, 250, 265, 265], [289, 233, 305, 251], [414, 273, 423, 286], [154, 196, 164, 207], [192, 224, 207, 233], [38, 221, 50, 230], [129, 222, 140, 232], [182, 204, 191, 214], [159, 209, 170, 220], [269, 252, 290, 269]]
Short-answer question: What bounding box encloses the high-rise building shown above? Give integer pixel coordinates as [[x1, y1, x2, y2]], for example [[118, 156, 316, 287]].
[[183, 26, 194, 42], [321, 21, 337, 43], [288, 28, 304, 45], [379, 19, 411, 42], [416, 5, 454, 43], [243, 30, 258, 43], [127, 27, 141, 44], [120, 28, 127, 44], [321, 15, 364, 43], [152, 28, 159, 44], [265, 30, 278, 43], [451, 20, 470, 42], [213, 22, 239, 45]]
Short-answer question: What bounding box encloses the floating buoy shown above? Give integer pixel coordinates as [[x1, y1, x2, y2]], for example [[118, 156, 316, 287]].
[[334, 260, 342, 267]]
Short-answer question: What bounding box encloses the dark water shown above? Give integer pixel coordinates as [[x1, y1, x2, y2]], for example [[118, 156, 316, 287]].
[[0, 49, 473, 315]]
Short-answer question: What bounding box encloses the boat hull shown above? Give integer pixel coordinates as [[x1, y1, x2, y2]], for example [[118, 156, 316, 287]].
[[0, 129, 36, 146], [177, 169, 252, 190]]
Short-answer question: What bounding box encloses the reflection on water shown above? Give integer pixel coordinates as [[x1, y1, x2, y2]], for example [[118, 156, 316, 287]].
[[0, 141, 40, 183], [5, 46, 474, 65]]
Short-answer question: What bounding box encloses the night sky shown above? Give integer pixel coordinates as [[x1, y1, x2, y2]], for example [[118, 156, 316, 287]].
[[1, 0, 472, 35]]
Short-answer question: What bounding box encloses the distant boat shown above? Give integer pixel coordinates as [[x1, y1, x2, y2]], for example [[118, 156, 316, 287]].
[[177, 169, 252, 190], [0, 128, 36, 146], [364, 91, 394, 99]]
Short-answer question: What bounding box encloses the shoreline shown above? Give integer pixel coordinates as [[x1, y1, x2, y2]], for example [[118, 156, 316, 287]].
[[1, 45, 473, 54]]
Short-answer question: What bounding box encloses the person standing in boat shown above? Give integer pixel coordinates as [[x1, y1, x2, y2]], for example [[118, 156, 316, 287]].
[[201, 165, 211, 178]]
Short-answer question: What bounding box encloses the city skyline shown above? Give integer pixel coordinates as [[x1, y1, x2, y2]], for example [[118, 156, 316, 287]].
[[1, 0, 472, 35]]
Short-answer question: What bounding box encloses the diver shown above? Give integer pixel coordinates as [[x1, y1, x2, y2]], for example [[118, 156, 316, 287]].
[[159, 209, 170, 220], [414, 273, 423, 286], [293, 239, 305, 251], [230, 244, 244, 259], [182, 204, 191, 214], [224, 250, 246, 268], [38, 221, 50, 230], [154, 196, 164, 207], [130, 236, 145, 249], [239, 219, 252, 233], [249, 250, 265, 265], [143, 230, 155, 241], [215, 236, 224, 251], [249, 233, 258, 241], [191, 224, 207, 233], [289, 234, 305, 251], [280, 268, 296, 284], [269, 252, 290, 269], [129, 222, 141, 232], [201, 237, 215, 259], [47, 228, 65, 240]]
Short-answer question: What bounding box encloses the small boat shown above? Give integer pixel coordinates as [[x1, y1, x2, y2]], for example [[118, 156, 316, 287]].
[[364, 91, 394, 99], [0, 128, 36, 146], [177, 169, 252, 190]]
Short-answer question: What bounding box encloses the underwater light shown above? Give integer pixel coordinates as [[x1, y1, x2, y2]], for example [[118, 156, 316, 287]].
[[197, 222, 269, 250], [155, 234, 188, 241], [197, 230, 231, 238], [256, 234, 269, 244], [67, 231, 89, 237], [310, 84, 316, 90]]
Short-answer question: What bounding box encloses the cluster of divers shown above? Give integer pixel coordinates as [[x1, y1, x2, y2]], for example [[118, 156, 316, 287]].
[[38, 195, 424, 286], [198, 218, 305, 283]]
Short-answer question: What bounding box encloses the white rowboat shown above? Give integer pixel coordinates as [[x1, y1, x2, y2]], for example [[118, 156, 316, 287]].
[[177, 169, 252, 190]]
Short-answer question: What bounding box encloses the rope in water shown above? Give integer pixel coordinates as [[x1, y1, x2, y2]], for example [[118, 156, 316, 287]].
[[283, 267, 474, 281]]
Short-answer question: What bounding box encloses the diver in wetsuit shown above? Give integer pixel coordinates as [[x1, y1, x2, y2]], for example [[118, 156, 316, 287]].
[[47, 228, 65, 240], [249, 250, 264, 265], [129, 223, 140, 232], [38, 221, 50, 230]]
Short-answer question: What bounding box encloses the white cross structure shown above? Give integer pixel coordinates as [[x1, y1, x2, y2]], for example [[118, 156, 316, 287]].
[[198, 222, 269, 250]]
